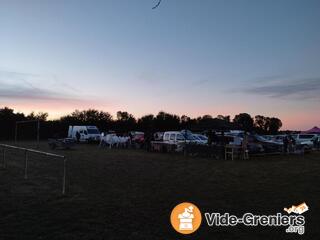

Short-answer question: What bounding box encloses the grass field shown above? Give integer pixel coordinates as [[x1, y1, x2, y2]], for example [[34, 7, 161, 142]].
[[0, 141, 319, 239]]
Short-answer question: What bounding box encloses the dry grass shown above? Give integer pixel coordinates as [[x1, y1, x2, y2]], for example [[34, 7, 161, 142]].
[[0, 141, 319, 239]]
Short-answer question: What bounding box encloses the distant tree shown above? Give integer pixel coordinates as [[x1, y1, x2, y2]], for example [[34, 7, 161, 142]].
[[154, 111, 180, 131], [115, 111, 136, 132], [0, 107, 26, 139], [27, 111, 48, 121], [60, 109, 113, 132], [196, 115, 234, 131], [217, 115, 230, 122], [254, 115, 268, 133], [180, 115, 192, 129], [267, 117, 282, 134], [0, 106, 284, 139], [180, 115, 190, 123], [202, 114, 213, 119], [117, 111, 133, 121], [233, 113, 254, 132], [66, 109, 112, 123], [137, 114, 154, 131], [254, 115, 282, 134]]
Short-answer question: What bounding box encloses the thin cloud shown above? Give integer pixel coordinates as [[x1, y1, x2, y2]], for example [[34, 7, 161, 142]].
[[243, 77, 320, 99], [254, 74, 290, 83], [0, 70, 98, 104], [0, 70, 80, 102], [0, 84, 81, 102]]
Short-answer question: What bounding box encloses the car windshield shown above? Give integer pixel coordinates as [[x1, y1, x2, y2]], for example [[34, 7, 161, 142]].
[[87, 129, 100, 134], [184, 134, 196, 140], [176, 134, 185, 141]]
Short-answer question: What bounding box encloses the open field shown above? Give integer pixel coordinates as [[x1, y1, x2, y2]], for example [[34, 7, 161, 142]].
[[0, 141, 319, 239]]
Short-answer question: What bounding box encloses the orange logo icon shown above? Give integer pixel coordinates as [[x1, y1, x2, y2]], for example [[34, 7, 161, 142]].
[[170, 202, 202, 234]]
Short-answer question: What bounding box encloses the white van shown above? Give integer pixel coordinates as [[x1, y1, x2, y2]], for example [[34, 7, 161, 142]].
[[163, 131, 186, 144], [163, 131, 197, 151], [68, 125, 101, 142]]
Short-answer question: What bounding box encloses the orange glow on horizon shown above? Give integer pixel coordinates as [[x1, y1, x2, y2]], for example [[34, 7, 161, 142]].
[[2, 101, 318, 131]]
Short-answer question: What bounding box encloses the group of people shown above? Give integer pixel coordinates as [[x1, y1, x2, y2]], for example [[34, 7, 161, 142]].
[[283, 135, 320, 153], [282, 135, 296, 153]]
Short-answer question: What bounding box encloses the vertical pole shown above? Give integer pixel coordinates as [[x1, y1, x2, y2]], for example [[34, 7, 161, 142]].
[[62, 157, 66, 195], [37, 120, 40, 149], [24, 150, 28, 179]]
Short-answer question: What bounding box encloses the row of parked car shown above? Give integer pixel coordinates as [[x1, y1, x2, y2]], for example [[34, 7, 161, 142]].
[[224, 131, 320, 153], [264, 134, 320, 149], [65, 125, 320, 153], [152, 130, 320, 153]]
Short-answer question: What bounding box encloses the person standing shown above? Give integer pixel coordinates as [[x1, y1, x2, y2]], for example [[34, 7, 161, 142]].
[[289, 135, 296, 153], [76, 131, 81, 143], [242, 132, 249, 160]]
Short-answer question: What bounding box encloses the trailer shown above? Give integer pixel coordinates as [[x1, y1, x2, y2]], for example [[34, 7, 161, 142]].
[[48, 138, 75, 150]]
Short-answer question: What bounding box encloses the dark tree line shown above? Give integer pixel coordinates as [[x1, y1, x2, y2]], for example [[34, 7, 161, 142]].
[[232, 113, 283, 134], [0, 107, 282, 140]]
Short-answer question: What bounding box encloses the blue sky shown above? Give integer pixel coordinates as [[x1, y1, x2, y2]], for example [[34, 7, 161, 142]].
[[0, 0, 320, 129]]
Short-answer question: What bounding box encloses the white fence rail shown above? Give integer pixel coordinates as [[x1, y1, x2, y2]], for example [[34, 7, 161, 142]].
[[0, 144, 67, 195]]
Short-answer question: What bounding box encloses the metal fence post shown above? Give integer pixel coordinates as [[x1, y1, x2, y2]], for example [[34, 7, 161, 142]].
[[62, 157, 66, 195], [0, 144, 66, 195], [24, 150, 28, 179]]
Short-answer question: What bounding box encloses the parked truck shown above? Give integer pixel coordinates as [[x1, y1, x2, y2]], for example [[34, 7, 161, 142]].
[[155, 131, 198, 152], [68, 125, 101, 142]]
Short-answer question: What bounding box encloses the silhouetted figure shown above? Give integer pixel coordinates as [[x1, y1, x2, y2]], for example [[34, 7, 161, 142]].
[[241, 132, 249, 160], [288, 135, 296, 153], [144, 131, 153, 151], [76, 131, 81, 143]]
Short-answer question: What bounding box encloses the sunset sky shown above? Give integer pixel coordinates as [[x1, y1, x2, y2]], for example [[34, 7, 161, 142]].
[[0, 0, 319, 130]]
